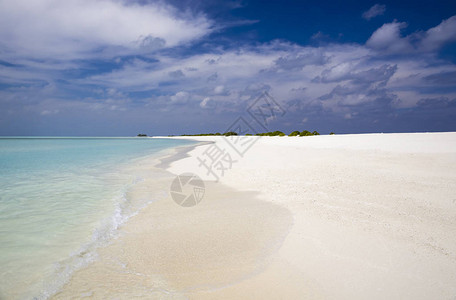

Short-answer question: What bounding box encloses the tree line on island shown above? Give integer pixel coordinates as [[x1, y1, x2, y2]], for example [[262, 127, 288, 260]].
[[148, 130, 335, 137]]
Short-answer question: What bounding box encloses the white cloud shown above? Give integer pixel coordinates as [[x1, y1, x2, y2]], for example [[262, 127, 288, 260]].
[[362, 4, 386, 20], [319, 62, 355, 82], [1, 11, 456, 126], [272, 50, 329, 71], [200, 97, 216, 109], [366, 21, 412, 54], [70, 35, 456, 119], [420, 16, 456, 52], [367, 16, 456, 54], [214, 85, 226, 95], [170, 91, 190, 104], [0, 0, 212, 60]]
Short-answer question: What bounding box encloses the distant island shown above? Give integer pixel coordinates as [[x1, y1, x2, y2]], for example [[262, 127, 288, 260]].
[[170, 130, 335, 137]]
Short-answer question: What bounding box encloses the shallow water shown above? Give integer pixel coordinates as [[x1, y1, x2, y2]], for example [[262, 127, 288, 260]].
[[0, 137, 196, 299]]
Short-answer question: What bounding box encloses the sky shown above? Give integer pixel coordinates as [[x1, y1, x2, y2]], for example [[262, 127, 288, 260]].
[[0, 0, 455, 136]]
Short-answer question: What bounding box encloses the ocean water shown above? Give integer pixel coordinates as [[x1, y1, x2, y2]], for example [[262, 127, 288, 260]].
[[0, 137, 195, 300]]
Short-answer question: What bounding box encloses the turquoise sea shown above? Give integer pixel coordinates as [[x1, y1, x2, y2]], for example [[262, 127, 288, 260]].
[[0, 137, 195, 299]]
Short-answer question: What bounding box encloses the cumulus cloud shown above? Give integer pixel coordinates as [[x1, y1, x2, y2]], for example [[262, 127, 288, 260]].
[[318, 67, 397, 109], [367, 16, 456, 54], [68, 34, 455, 121], [366, 21, 413, 54], [200, 97, 216, 109], [419, 16, 456, 52], [317, 62, 355, 83], [0, 0, 212, 60], [362, 4, 386, 20], [350, 64, 398, 86], [170, 91, 190, 104], [272, 50, 329, 71], [1, 8, 455, 134]]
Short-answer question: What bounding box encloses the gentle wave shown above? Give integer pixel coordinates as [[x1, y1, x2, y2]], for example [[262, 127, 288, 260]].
[[0, 137, 195, 299]]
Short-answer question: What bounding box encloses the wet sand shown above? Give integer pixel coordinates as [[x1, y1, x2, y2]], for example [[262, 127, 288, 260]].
[[54, 133, 456, 299], [52, 146, 299, 299]]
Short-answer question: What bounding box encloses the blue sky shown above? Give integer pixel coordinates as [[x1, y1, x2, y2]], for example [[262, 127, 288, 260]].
[[0, 0, 455, 136]]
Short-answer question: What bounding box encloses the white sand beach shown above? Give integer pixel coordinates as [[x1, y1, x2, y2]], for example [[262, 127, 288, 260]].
[[54, 132, 456, 299], [167, 132, 456, 299]]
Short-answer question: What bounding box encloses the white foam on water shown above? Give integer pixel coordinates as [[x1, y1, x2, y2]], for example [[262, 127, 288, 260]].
[[0, 138, 195, 300]]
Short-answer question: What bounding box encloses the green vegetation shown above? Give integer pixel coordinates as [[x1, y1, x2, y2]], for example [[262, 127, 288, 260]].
[[300, 130, 313, 136], [289, 130, 300, 136], [256, 131, 286, 136], [181, 132, 237, 136], [179, 129, 330, 136], [223, 131, 238, 136], [137, 134, 147, 137], [330, 132, 335, 135]]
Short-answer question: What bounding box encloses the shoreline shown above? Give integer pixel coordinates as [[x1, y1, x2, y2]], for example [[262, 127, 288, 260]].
[[154, 139, 214, 169], [1, 138, 207, 300], [44, 140, 202, 299], [165, 133, 456, 299], [52, 139, 299, 298], [53, 133, 456, 299]]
